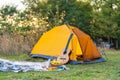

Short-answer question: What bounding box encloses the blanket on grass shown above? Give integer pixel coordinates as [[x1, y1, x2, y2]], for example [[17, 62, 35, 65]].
[[0, 58, 69, 72]]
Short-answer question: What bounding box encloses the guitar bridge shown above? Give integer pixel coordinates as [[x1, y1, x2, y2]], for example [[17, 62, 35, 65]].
[[60, 58, 66, 60]]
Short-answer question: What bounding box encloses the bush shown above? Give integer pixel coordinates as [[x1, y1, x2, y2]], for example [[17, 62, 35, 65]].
[[0, 6, 49, 55]]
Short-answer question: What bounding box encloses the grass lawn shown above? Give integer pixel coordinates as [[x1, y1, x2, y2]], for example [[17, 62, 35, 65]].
[[0, 50, 120, 80]]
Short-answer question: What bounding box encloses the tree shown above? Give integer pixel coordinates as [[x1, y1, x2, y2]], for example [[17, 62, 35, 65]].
[[23, 0, 93, 34], [91, 0, 120, 48], [0, 5, 18, 18]]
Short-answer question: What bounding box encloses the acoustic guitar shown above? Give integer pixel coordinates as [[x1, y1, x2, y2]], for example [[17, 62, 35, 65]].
[[57, 33, 73, 64]]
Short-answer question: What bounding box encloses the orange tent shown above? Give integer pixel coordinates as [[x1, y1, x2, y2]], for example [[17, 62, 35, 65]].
[[30, 25, 105, 64], [72, 27, 101, 61]]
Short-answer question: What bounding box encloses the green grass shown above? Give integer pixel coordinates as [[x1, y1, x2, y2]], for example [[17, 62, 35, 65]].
[[0, 50, 120, 80]]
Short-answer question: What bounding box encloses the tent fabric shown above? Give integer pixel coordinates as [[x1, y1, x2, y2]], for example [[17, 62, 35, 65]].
[[31, 25, 82, 61], [31, 25, 104, 63], [72, 27, 102, 61]]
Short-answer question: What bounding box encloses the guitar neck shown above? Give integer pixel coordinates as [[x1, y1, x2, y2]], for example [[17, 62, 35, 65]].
[[63, 33, 73, 54]]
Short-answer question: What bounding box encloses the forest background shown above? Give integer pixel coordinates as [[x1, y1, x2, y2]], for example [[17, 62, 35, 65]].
[[0, 0, 120, 55]]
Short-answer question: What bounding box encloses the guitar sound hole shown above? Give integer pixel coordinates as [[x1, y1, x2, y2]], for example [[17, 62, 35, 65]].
[[63, 51, 66, 54]]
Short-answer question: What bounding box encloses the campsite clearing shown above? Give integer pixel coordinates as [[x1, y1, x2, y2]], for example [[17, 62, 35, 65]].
[[0, 50, 120, 80]]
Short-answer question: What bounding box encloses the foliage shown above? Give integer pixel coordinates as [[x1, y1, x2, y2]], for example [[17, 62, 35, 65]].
[[0, 5, 48, 34], [0, 5, 48, 55], [23, 0, 93, 33], [90, 0, 120, 40], [0, 5, 18, 18]]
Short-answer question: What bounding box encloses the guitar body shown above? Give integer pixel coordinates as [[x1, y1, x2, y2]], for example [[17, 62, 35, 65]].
[[57, 49, 71, 64], [57, 33, 73, 65]]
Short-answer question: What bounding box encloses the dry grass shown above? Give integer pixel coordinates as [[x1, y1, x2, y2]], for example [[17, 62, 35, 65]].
[[0, 32, 42, 55]]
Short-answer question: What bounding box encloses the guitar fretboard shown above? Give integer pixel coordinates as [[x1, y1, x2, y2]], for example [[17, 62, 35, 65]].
[[63, 33, 73, 54]]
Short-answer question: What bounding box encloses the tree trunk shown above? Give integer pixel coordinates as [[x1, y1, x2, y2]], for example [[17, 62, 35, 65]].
[[115, 39, 118, 49], [108, 37, 110, 43]]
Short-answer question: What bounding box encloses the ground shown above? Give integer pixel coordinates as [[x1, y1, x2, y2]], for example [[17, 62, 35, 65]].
[[0, 50, 120, 80]]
